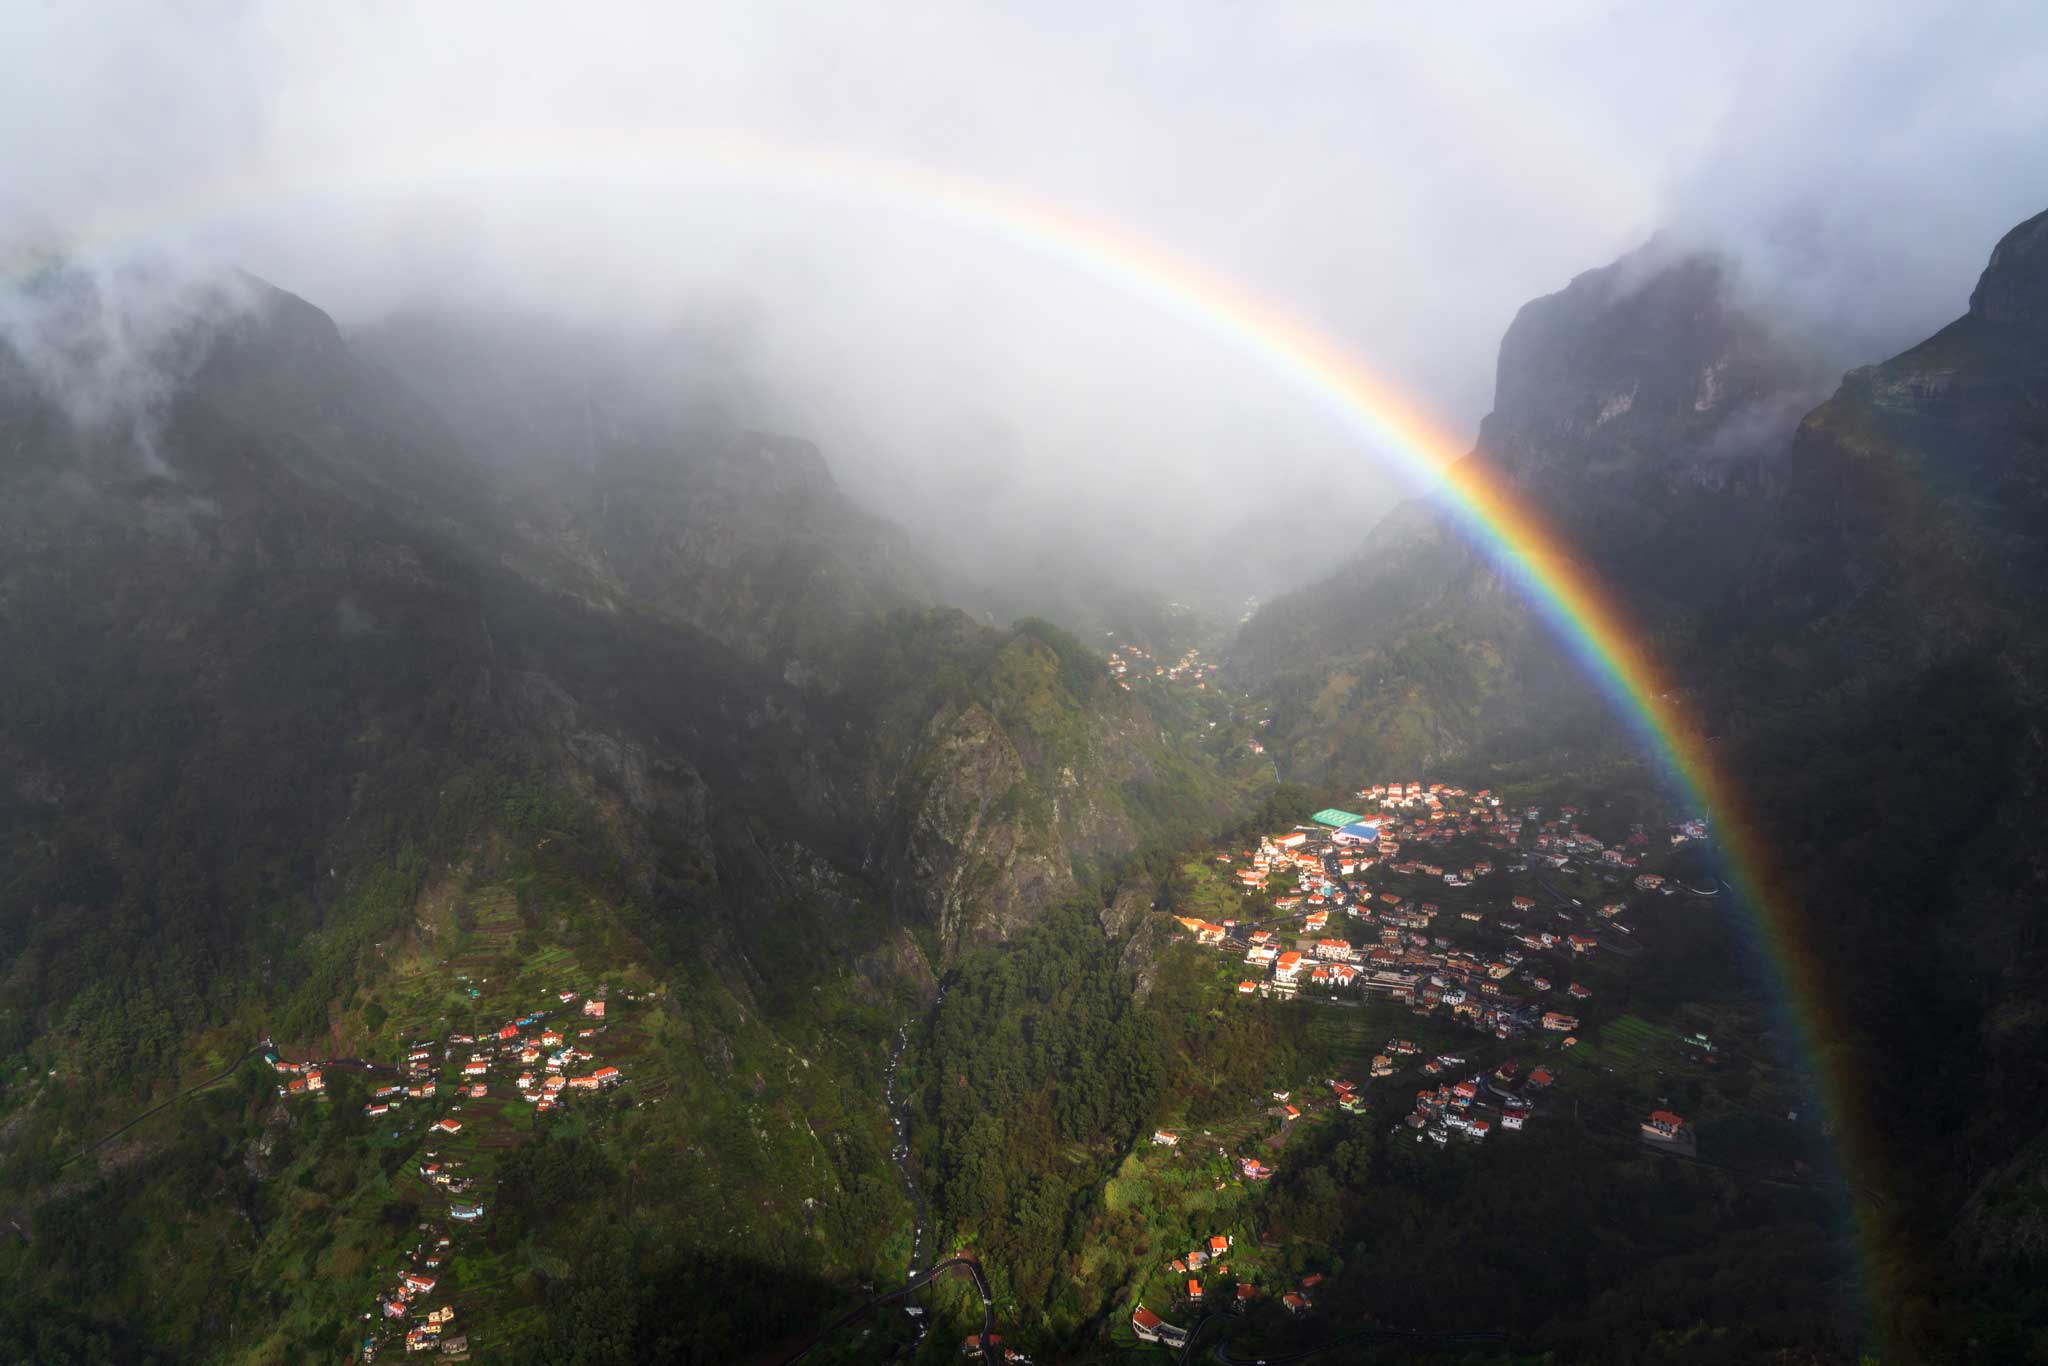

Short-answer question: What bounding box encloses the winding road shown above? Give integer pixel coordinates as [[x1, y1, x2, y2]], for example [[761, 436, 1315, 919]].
[[53, 1044, 270, 1171]]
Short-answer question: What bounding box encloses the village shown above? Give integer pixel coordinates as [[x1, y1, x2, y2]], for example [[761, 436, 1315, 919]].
[[265, 984, 634, 1361], [1104, 638, 1221, 693], [1119, 780, 1713, 1351]]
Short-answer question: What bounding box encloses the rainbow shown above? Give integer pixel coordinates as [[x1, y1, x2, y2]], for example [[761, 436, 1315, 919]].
[[23, 128, 1884, 1315]]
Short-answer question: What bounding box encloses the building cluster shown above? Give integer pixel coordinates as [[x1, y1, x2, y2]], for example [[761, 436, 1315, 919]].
[[1398, 1057, 1554, 1147], [1164, 784, 1701, 1060], [370, 1232, 467, 1359], [1131, 1269, 1325, 1347], [268, 1055, 326, 1096], [272, 987, 624, 1360], [1104, 639, 1219, 692]]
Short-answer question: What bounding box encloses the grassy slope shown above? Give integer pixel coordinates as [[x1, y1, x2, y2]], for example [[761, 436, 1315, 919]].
[[0, 790, 931, 1365]]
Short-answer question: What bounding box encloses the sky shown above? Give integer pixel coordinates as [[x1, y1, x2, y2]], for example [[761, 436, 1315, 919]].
[[4, 0, 2047, 607]]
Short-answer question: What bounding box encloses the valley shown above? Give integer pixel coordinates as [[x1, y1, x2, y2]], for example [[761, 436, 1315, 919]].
[[2, 200, 2046, 1366]]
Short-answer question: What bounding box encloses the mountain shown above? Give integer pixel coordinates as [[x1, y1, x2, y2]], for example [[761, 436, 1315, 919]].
[[1706, 208, 2048, 1357], [1235, 242, 1829, 782], [0, 268, 1254, 1360], [1235, 208, 2048, 1357]]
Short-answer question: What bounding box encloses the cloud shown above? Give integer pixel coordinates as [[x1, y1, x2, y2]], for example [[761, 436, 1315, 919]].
[[0, 252, 256, 475], [2, 1, 2044, 600]]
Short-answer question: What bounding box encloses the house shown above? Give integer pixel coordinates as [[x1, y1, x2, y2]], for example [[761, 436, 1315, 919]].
[[1282, 1292, 1308, 1316], [402, 1273, 436, 1295], [1235, 1283, 1258, 1308], [432, 1118, 462, 1134], [582, 999, 606, 1018], [1567, 982, 1592, 999], [449, 1203, 485, 1221], [1541, 1012, 1579, 1032], [1527, 1067, 1555, 1088], [1187, 1278, 1203, 1301], [306, 1070, 325, 1092], [1567, 935, 1598, 954], [1132, 1306, 1186, 1348], [1237, 980, 1258, 994], [1209, 1234, 1231, 1256], [1641, 1109, 1687, 1140], [1152, 1129, 1180, 1146], [1502, 1108, 1527, 1131]]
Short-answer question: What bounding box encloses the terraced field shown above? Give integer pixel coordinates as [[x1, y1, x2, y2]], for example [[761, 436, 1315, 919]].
[[1572, 1013, 1680, 1075]]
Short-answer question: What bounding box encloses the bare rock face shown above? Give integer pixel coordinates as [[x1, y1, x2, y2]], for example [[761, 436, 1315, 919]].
[[1236, 240, 1829, 782], [1762, 204, 2048, 684], [889, 701, 1070, 951], [1969, 206, 2048, 333]]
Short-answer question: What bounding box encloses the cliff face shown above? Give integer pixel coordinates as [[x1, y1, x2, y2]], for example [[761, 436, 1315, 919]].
[[1234, 243, 1826, 781], [877, 626, 1245, 952]]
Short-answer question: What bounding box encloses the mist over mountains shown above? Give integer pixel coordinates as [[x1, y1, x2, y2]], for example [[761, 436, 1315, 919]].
[[7, 7, 2048, 1364], [3, 185, 2046, 1362]]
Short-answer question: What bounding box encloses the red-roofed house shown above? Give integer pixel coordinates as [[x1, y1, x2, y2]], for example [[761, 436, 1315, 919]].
[[1641, 1109, 1687, 1140]]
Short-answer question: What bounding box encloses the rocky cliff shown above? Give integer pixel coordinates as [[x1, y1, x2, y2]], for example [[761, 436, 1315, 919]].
[[1234, 242, 1827, 780]]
